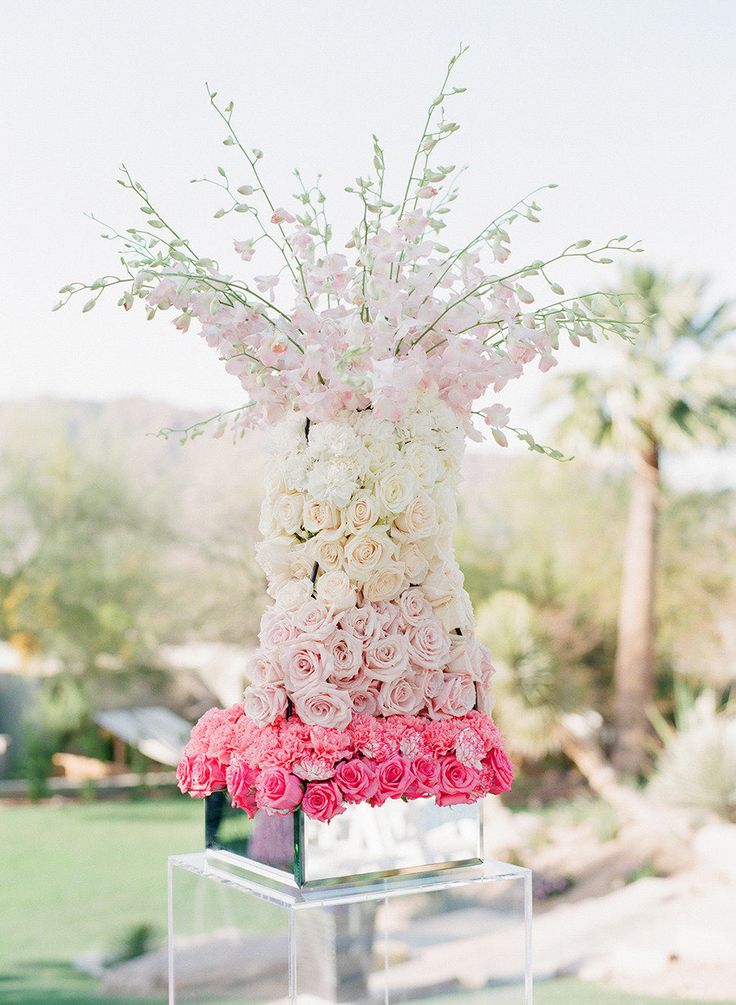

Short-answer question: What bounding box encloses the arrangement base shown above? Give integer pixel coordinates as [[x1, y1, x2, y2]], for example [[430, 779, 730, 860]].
[[205, 794, 484, 887], [168, 851, 532, 1004]]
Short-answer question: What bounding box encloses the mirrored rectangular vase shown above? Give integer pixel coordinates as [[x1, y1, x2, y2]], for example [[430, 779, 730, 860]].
[[205, 792, 483, 887]]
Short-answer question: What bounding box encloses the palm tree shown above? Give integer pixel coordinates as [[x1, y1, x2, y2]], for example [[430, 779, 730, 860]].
[[551, 267, 736, 777]]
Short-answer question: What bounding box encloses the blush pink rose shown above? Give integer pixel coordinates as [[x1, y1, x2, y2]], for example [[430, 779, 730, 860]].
[[405, 755, 441, 798], [281, 640, 332, 692], [292, 599, 340, 640], [427, 673, 476, 719], [292, 683, 353, 730], [364, 634, 409, 682], [244, 683, 289, 726], [188, 755, 227, 797], [398, 587, 432, 625], [301, 780, 346, 822], [350, 688, 379, 716], [372, 755, 411, 806], [259, 608, 297, 650], [335, 758, 379, 803], [327, 630, 363, 681], [256, 767, 304, 813], [338, 603, 381, 645], [484, 746, 514, 794], [377, 676, 425, 716], [226, 757, 259, 817], [407, 619, 451, 670], [246, 651, 283, 685], [436, 756, 479, 806]]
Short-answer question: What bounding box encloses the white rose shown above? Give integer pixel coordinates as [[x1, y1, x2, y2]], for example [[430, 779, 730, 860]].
[[315, 570, 357, 611], [366, 439, 401, 478], [288, 542, 315, 582], [344, 527, 395, 583], [244, 683, 289, 725], [272, 491, 304, 534], [377, 466, 417, 515], [402, 442, 439, 489], [344, 491, 380, 535], [399, 543, 430, 585], [362, 561, 407, 603], [303, 498, 341, 533], [434, 482, 458, 524], [255, 536, 294, 585], [309, 529, 345, 572], [392, 494, 438, 541], [275, 577, 314, 612]]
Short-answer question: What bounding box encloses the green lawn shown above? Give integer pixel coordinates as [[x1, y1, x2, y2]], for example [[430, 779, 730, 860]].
[[0, 798, 732, 1004]]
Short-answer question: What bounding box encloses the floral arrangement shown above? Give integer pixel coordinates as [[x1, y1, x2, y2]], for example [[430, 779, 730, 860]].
[[61, 47, 639, 824]]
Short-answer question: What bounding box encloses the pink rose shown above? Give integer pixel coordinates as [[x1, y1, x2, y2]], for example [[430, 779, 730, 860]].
[[446, 636, 484, 680], [246, 650, 283, 685], [350, 688, 379, 716], [189, 755, 227, 797], [372, 755, 411, 806], [292, 599, 340, 641], [377, 676, 425, 716], [398, 587, 432, 625], [338, 603, 381, 645], [436, 756, 479, 806], [405, 755, 441, 798], [256, 767, 304, 813], [335, 758, 379, 803], [301, 780, 346, 822], [427, 673, 477, 719], [327, 630, 363, 681], [244, 683, 289, 726], [292, 684, 353, 730], [407, 618, 451, 670], [484, 746, 514, 794], [226, 756, 259, 817], [259, 608, 297, 650], [364, 634, 409, 682], [281, 640, 332, 693], [176, 756, 193, 793]]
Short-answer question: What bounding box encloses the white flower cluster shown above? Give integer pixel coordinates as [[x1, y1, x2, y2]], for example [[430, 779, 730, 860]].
[[243, 395, 497, 730]]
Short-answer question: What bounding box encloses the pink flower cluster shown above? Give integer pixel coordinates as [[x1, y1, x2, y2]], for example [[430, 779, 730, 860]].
[[176, 705, 513, 820], [245, 590, 491, 730]]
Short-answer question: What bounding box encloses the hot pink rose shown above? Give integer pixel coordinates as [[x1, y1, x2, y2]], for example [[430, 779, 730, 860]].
[[436, 756, 479, 806], [407, 618, 451, 670], [301, 780, 346, 822], [405, 755, 441, 798], [226, 756, 259, 817], [188, 755, 227, 797], [372, 755, 411, 806], [256, 767, 304, 813], [484, 746, 514, 794], [176, 756, 193, 793], [335, 758, 379, 803], [364, 634, 409, 682]]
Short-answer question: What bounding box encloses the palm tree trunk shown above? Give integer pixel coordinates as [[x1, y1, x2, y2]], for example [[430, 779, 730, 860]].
[[612, 442, 660, 777]]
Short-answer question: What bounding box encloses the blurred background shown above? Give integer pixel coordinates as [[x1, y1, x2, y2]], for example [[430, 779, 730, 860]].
[[1, 2, 735, 1003]]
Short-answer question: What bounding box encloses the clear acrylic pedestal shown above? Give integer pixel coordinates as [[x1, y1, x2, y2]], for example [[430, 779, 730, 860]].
[[168, 851, 532, 1004]]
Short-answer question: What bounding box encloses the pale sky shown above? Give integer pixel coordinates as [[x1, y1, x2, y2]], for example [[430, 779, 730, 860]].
[[2, 1, 735, 472]]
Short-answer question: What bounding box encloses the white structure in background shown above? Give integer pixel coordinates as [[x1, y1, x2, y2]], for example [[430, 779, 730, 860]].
[[159, 643, 254, 707], [94, 707, 192, 767]]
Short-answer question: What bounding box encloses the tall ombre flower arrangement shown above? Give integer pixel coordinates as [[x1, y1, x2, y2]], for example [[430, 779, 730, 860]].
[[60, 47, 641, 821]]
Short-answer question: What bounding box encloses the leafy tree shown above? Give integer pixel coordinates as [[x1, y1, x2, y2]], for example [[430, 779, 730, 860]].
[[550, 268, 736, 775]]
